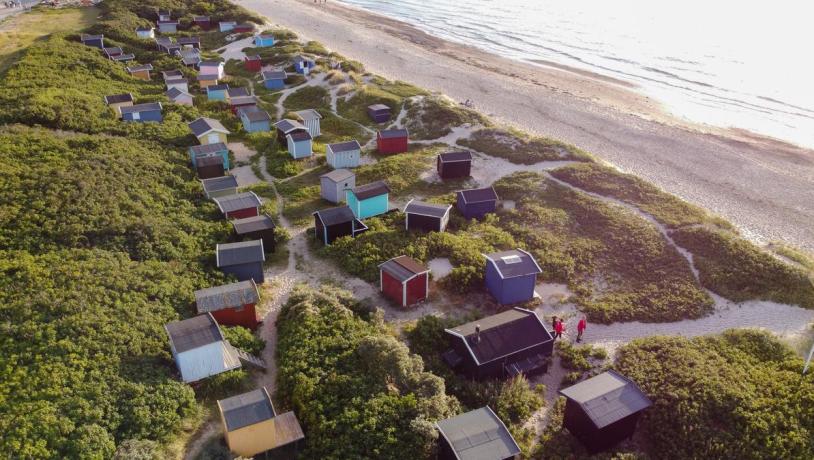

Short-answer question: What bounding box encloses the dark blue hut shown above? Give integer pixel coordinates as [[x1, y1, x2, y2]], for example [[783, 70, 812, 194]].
[[456, 186, 498, 220], [216, 240, 266, 284], [483, 249, 542, 305]]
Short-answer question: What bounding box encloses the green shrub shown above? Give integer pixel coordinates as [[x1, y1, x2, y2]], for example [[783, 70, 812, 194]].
[[337, 84, 404, 126], [221, 326, 264, 355], [458, 128, 592, 163]]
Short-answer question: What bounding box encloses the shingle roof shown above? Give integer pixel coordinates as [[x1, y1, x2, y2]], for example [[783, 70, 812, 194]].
[[189, 117, 229, 137], [484, 249, 542, 278], [213, 192, 262, 214], [165, 313, 224, 353], [216, 240, 265, 266], [233, 214, 276, 234], [196, 153, 224, 168], [314, 206, 355, 227], [190, 142, 228, 155], [294, 109, 322, 121], [201, 175, 238, 193], [166, 87, 190, 99], [378, 128, 409, 139], [273, 119, 306, 133], [207, 83, 229, 92], [446, 308, 552, 364], [219, 387, 275, 431], [351, 180, 390, 200], [127, 64, 153, 72], [321, 168, 354, 183], [404, 200, 451, 219], [262, 70, 287, 80], [458, 187, 498, 204], [288, 131, 312, 142], [368, 103, 390, 111], [559, 370, 652, 429], [436, 407, 521, 460], [379, 255, 429, 282], [241, 109, 271, 123], [227, 87, 250, 98], [120, 102, 162, 114], [439, 151, 473, 163], [328, 140, 361, 153], [104, 93, 133, 104], [195, 280, 259, 313]]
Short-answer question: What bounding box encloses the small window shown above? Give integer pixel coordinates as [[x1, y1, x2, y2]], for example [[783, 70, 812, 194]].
[[502, 255, 522, 265]]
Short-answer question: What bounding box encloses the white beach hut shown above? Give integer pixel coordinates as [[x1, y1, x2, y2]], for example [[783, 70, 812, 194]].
[[294, 109, 322, 137], [165, 313, 241, 383]]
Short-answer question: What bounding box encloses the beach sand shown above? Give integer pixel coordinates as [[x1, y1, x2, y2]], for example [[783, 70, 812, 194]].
[[238, 0, 814, 251]]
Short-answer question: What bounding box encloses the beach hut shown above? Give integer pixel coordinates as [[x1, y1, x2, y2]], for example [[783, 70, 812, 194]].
[[112, 53, 136, 63], [155, 36, 173, 52], [294, 109, 322, 137], [484, 249, 542, 305], [286, 131, 313, 159], [195, 280, 260, 329], [376, 128, 409, 154], [229, 96, 257, 115], [162, 69, 183, 81], [218, 387, 305, 458], [165, 78, 189, 93], [320, 169, 355, 204], [226, 87, 250, 101], [201, 175, 238, 199], [457, 186, 498, 220], [233, 214, 276, 253], [190, 142, 230, 170], [136, 26, 155, 39], [239, 108, 271, 133], [167, 87, 194, 106], [193, 16, 211, 30], [443, 307, 554, 380], [164, 313, 241, 383], [261, 70, 286, 90], [292, 56, 315, 75], [379, 255, 430, 307], [404, 200, 452, 233], [437, 151, 473, 179], [189, 117, 230, 145], [157, 20, 179, 34], [244, 55, 262, 72], [214, 192, 262, 220], [195, 153, 225, 179], [80, 33, 104, 48], [177, 36, 201, 49], [197, 73, 219, 89], [216, 240, 266, 284], [199, 60, 225, 79], [103, 46, 122, 59], [158, 10, 171, 22], [273, 119, 308, 145], [126, 64, 153, 81], [120, 102, 163, 123], [326, 140, 362, 169], [206, 84, 230, 101], [219, 21, 236, 32], [234, 23, 255, 33], [367, 103, 391, 123], [254, 34, 275, 47], [165, 44, 182, 55], [436, 407, 520, 460], [313, 206, 368, 245], [103, 93, 134, 117], [560, 371, 653, 454], [346, 181, 390, 219], [181, 52, 201, 68]]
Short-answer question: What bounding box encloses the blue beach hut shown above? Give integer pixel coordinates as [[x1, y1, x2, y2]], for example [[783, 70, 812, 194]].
[[293, 56, 315, 75], [254, 34, 275, 47], [456, 186, 499, 220], [286, 131, 313, 159], [189, 143, 230, 170], [346, 181, 390, 219], [326, 140, 361, 169], [240, 108, 272, 133], [80, 34, 104, 48], [216, 240, 265, 284], [483, 249, 542, 305], [120, 102, 163, 123], [207, 84, 229, 101], [262, 70, 286, 90]]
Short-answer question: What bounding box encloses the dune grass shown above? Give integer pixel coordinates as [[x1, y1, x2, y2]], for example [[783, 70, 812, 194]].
[[457, 127, 592, 163]]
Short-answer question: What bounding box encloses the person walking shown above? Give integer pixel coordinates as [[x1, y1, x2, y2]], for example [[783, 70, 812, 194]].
[[554, 318, 564, 340], [551, 316, 558, 332], [577, 316, 587, 342]]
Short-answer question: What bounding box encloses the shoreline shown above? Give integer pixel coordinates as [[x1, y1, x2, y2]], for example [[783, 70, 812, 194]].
[[238, 0, 814, 251]]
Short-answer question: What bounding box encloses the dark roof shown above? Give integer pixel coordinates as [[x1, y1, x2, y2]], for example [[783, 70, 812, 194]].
[[182, 56, 201, 66], [162, 69, 183, 79], [321, 168, 354, 183], [127, 64, 153, 72], [230, 96, 258, 106], [484, 249, 542, 278], [379, 256, 429, 282], [136, 26, 154, 31], [216, 240, 265, 267], [368, 103, 390, 112], [294, 109, 322, 121], [219, 388, 275, 431], [197, 73, 218, 81], [195, 280, 259, 313], [288, 131, 312, 142], [233, 214, 276, 234], [81, 34, 103, 41], [458, 187, 498, 204], [214, 192, 262, 213], [177, 36, 200, 45], [104, 93, 133, 104], [439, 151, 473, 163], [241, 109, 271, 123], [165, 313, 224, 353], [262, 70, 287, 80], [157, 20, 180, 25], [378, 128, 409, 139], [112, 54, 136, 62], [207, 84, 230, 92], [328, 140, 361, 153], [120, 102, 162, 114], [446, 308, 551, 364], [227, 87, 250, 98], [201, 175, 238, 193], [165, 78, 188, 85], [314, 206, 355, 227], [351, 180, 390, 200], [103, 46, 122, 55], [155, 36, 173, 45], [190, 142, 228, 155], [404, 200, 451, 219], [166, 87, 190, 99], [273, 119, 306, 133], [189, 117, 229, 137], [196, 153, 224, 167], [436, 407, 521, 460], [559, 370, 653, 429]]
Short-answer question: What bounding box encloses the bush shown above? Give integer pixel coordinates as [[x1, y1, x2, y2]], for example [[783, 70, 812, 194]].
[[221, 326, 264, 355]]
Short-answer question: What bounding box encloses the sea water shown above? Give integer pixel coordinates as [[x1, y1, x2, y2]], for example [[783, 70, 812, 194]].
[[339, 0, 814, 148]]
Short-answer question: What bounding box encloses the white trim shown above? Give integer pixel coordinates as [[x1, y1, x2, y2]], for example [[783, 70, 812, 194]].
[[260, 239, 266, 261], [484, 406, 522, 457], [215, 244, 221, 267]]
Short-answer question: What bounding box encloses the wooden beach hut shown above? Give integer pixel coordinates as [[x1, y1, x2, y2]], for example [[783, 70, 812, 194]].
[[367, 103, 391, 123], [190, 142, 230, 170], [194, 16, 211, 30], [313, 206, 368, 245], [167, 87, 193, 106], [320, 169, 355, 203], [244, 55, 262, 72], [177, 36, 200, 49], [120, 102, 163, 123], [219, 21, 236, 32], [437, 151, 473, 179], [436, 407, 520, 460], [376, 128, 409, 154], [103, 46, 123, 59], [232, 214, 276, 253], [80, 33, 104, 48], [292, 56, 315, 75], [234, 23, 255, 33], [218, 387, 304, 458], [189, 117, 230, 145], [165, 77, 189, 93], [346, 181, 390, 219], [273, 119, 308, 145], [206, 84, 229, 101], [326, 140, 362, 169], [484, 249, 542, 305], [262, 70, 286, 90], [286, 131, 313, 159], [164, 313, 241, 383], [199, 60, 225, 79], [379, 255, 430, 307], [239, 108, 271, 133], [194, 280, 261, 329], [161, 69, 183, 81], [157, 20, 179, 34], [229, 96, 258, 115], [457, 186, 498, 220], [213, 192, 262, 220], [294, 109, 322, 137], [103, 93, 134, 117], [216, 240, 266, 284], [201, 175, 238, 199], [194, 153, 225, 179], [126, 64, 153, 81], [404, 200, 452, 233]]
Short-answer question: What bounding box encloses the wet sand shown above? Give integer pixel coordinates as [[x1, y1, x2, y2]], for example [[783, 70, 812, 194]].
[[238, 0, 814, 251]]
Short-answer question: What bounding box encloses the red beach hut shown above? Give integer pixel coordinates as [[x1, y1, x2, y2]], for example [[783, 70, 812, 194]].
[[379, 255, 430, 307], [194, 280, 261, 329], [376, 128, 409, 154], [244, 55, 262, 72]]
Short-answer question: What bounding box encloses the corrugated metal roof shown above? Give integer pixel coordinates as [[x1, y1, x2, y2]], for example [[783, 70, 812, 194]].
[[314, 206, 355, 227], [378, 128, 408, 139], [195, 280, 259, 313], [294, 109, 322, 121], [165, 313, 224, 353], [559, 370, 652, 429], [201, 175, 238, 193], [233, 214, 275, 234], [104, 93, 133, 104], [436, 407, 521, 460], [216, 240, 265, 266], [190, 143, 228, 155], [379, 255, 428, 282], [213, 192, 262, 213], [404, 200, 450, 219], [262, 70, 287, 80], [447, 307, 552, 364], [351, 180, 390, 200], [219, 387, 275, 431], [439, 151, 473, 163], [328, 140, 361, 153], [321, 168, 354, 183], [458, 187, 498, 204], [484, 249, 541, 278], [120, 102, 162, 114], [189, 117, 229, 137], [273, 119, 306, 133]]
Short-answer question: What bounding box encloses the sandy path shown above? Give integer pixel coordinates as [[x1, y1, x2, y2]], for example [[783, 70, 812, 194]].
[[238, 0, 814, 252]]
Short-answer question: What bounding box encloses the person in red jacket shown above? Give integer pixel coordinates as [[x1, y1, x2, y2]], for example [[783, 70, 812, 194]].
[[577, 316, 587, 342], [554, 318, 565, 339]]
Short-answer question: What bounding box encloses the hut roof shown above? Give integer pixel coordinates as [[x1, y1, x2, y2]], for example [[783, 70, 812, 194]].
[[439, 151, 473, 163], [229, 96, 258, 106], [207, 83, 230, 92], [194, 15, 210, 21], [233, 214, 276, 234], [216, 240, 265, 267], [177, 37, 200, 45], [379, 255, 429, 282], [404, 200, 451, 219], [81, 33, 103, 41], [213, 192, 262, 213], [201, 175, 238, 193], [112, 54, 136, 62], [120, 102, 162, 114], [273, 119, 306, 133], [559, 370, 652, 429], [435, 407, 520, 460], [161, 69, 183, 80], [378, 128, 409, 139], [165, 313, 224, 353], [126, 64, 153, 72], [368, 103, 390, 112], [458, 187, 498, 204], [165, 77, 188, 85], [189, 117, 229, 137], [446, 307, 552, 364], [483, 249, 542, 278], [195, 153, 224, 168], [321, 168, 354, 183], [195, 280, 259, 313], [136, 26, 154, 32], [182, 56, 201, 66], [190, 143, 228, 155], [327, 140, 361, 153], [104, 93, 133, 104], [103, 46, 122, 55], [314, 206, 355, 227], [227, 87, 250, 98], [246, 54, 261, 61], [288, 131, 312, 142], [351, 180, 390, 200], [262, 70, 287, 80], [294, 109, 322, 121], [219, 387, 275, 431], [240, 108, 271, 123], [166, 87, 191, 99]]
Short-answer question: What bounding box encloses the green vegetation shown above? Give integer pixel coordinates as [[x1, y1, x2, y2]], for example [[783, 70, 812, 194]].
[[337, 83, 405, 127], [458, 128, 592, 163], [282, 85, 330, 112], [275, 166, 330, 225], [556, 341, 608, 385], [615, 330, 814, 459], [276, 285, 460, 459], [403, 96, 487, 140], [220, 326, 264, 356]]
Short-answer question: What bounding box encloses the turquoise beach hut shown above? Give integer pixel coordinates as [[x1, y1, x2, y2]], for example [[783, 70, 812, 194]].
[[346, 181, 390, 219], [207, 84, 229, 101], [254, 34, 275, 47], [189, 143, 230, 170], [286, 131, 312, 159]]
